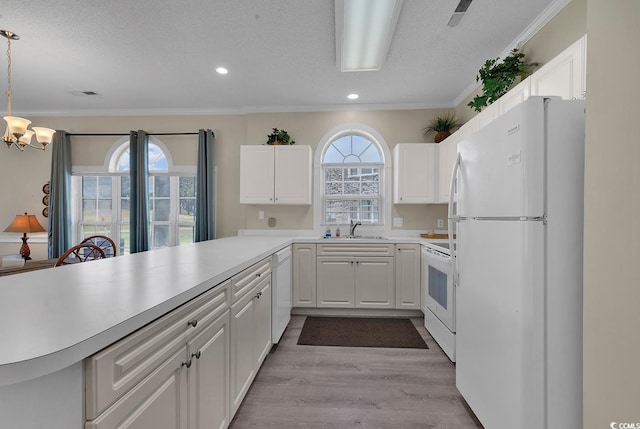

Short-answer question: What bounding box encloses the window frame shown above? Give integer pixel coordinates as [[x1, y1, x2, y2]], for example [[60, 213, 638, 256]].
[[314, 124, 392, 232], [71, 137, 196, 254]]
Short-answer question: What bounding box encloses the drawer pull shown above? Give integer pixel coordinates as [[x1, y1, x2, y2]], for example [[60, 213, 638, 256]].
[[255, 291, 262, 299], [192, 351, 202, 359], [255, 273, 261, 278], [182, 359, 192, 368], [187, 319, 198, 328]]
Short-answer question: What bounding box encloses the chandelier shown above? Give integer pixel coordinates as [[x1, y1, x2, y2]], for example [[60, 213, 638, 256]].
[[1, 30, 55, 151]]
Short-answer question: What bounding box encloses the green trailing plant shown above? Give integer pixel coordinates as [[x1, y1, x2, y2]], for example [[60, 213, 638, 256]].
[[266, 128, 295, 145], [468, 48, 539, 112], [423, 113, 461, 143]]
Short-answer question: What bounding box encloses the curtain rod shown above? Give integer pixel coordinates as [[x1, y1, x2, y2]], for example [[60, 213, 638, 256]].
[[66, 132, 203, 136]]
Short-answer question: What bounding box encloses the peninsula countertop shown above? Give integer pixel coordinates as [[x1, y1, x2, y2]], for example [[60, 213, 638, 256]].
[[0, 235, 293, 386], [0, 233, 444, 386]]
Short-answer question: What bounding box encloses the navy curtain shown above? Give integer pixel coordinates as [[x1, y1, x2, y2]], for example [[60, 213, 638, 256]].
[[195, 128, 215, 242], [129, 130, 149, 253], [48, 130, 73, 258]]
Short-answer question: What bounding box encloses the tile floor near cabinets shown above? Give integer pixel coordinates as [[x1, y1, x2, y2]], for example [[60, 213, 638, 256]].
[[229, 315, 483, 429]]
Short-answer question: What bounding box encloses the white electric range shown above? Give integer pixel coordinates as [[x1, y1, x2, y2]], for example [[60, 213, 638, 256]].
[[422, 241, 456, 361]]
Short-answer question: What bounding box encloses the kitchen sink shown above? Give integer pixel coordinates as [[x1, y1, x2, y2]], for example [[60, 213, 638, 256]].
[[320, 235, 387, 240]]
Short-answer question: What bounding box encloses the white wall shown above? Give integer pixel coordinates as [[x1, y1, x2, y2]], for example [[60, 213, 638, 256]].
[[0, 109, 450, 251], [583, 0, 640, 426]]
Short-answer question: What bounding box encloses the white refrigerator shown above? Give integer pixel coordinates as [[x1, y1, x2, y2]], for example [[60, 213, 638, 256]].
[[449, 97, 585, 429]]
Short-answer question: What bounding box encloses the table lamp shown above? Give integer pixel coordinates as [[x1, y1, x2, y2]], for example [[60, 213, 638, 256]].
[[4, 212, 46, 260]]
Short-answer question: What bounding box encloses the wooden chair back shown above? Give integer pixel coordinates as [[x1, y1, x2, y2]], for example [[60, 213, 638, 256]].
[[80, 235, 117, 257], [55, 243, 107, 267]]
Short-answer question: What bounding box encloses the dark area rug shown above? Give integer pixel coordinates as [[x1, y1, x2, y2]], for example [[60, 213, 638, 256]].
[[297, 316, 428, 349]]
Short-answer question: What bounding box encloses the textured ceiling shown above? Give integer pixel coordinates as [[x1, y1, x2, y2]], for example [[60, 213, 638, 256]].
[[0, 0, 561, 115]]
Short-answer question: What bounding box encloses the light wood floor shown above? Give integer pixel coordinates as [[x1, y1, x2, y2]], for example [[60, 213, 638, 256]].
[[229, 315, 483, 429]]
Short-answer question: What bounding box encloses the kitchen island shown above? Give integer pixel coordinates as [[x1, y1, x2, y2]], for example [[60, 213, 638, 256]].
[[0, 233, 441, 428], [0, 236, 292, 428]]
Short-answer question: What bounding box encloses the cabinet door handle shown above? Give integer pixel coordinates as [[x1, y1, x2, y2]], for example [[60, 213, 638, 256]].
[[255, 291, 262, 299], [187, 319, 198, 328], [350, 260, 354, 264], [182, 359, 192, 368], [192, 351, 202, 359]]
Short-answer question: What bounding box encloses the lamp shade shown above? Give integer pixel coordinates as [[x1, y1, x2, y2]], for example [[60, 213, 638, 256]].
[[3, 116, 31, 138], [4, 212, 46, 233], [32, 127, 56, 146]]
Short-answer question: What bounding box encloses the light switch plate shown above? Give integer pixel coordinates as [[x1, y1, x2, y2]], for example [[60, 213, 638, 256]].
[[268, 217, 276, 227], [258, 210, 265, 220], [393, 217, 403, 227]]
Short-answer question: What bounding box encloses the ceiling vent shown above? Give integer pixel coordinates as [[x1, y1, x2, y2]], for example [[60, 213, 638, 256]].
[[69, 90, 101, 96], [447, 0, 473, 27]]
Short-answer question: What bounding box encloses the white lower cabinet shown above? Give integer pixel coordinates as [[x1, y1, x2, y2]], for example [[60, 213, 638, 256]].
[[317, 257, 355, 308], [354, 257, 395, 308], [292, 243, 317, 307], [85, 256, 276, 429], [230, 275, 272, 417], [85, 347, 189, 429], [187, 311, 231, 429], [395, 244, 421, 310], [85, 311, 231, 429], [316, 252, 395, 309]]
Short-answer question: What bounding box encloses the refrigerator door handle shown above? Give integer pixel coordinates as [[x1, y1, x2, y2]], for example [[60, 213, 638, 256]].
[[448, 152, 461, 284]]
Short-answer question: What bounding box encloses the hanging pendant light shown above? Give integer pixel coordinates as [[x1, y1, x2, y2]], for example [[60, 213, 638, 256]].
[[1, 29, 55, 151]]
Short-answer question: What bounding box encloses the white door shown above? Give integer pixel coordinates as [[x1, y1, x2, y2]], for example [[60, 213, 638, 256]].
[[395, 244, 421, 309], [456, 219, 545, 429], [292, 243, 317, 307], [355, 256, 395, 308], [230, 292, 256, 416], [316, 257, 355, 308], [457, 97, 546, 218], [274, 146, 312, 204], [530, 36, 586, 100], [393, 143, 436, 204], [254, 277, 272, 368], [86, 348, 188, 429], [187, 312, 230, 429], [239, 146, 275, 204]]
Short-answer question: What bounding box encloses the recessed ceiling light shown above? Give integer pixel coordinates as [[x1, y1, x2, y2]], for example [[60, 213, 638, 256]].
[[215, 67, 228, 75], [347, 93, 359, 100]]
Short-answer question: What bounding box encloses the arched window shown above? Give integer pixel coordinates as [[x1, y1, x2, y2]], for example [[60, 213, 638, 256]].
[[320, 130, 385, 226], [74, 138, 196, 254]]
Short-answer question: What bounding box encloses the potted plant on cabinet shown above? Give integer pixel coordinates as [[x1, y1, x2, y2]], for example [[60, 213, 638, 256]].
[[468, 48, 539, 112], [423, 113, 461, 143], [266, 128, 296, 145]]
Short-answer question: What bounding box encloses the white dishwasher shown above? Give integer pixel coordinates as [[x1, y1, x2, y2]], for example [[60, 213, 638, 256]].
[[271, 246, 292, 343]]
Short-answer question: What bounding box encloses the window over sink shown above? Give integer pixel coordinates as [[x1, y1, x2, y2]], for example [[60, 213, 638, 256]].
[[319, 128, 386, 226]]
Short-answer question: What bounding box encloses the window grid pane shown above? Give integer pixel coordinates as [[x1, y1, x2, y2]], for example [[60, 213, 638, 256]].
[[322, 162, 381, 225]]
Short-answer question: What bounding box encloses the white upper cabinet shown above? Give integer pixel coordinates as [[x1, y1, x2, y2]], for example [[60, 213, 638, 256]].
[[530, 35, 587, 100], [498, 76, 532, 115], [437, 35, 587, 204], [393, 143, 437, 204], [437, 133, 461, 204], [240, 145, 312, 205]]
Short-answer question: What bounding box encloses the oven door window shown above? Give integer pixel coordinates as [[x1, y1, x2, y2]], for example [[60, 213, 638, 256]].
[[428, 265, 448, 309]]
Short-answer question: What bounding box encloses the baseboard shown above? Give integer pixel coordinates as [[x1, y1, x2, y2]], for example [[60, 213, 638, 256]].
[[292, 307, 424, 318]]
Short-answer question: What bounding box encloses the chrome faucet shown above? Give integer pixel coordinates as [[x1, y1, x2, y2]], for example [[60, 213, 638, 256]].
[[349, 220, 361, 237]]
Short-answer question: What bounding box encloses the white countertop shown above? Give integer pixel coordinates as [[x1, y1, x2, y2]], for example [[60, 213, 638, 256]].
[[0, 236, 292, 386], [0, 234, 444, 386]]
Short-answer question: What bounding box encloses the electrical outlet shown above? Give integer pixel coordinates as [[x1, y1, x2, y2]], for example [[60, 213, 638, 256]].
[[258, 210, 265, 220], [268, 217, 276, 227], [437, 219, 444, 228]]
